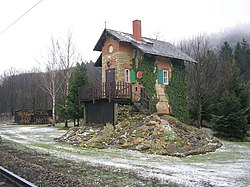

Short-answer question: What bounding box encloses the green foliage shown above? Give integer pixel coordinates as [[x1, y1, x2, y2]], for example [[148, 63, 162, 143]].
[[164, 130, 177, 142], [167, 59, 189, 124], [213, 91, 249, 140], [213, 44, 250, 139], [137, 55, 158, 112], [131, 50, 137, 69], [58, 62, 89, 125], [234, 38, 250, 82], [219, 41, 233, 63]]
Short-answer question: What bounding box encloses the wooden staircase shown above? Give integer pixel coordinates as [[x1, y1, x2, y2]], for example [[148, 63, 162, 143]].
[[133, 101, 151, 114], [132, 88, 152, 115]]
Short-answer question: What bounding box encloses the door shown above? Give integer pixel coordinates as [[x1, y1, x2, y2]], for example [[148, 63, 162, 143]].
[[105, 68, 116, 98], [85, 100, 115, 125]]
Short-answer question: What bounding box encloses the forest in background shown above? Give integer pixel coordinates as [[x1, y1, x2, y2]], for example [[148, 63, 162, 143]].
[[178, 28, 250, 139], [0, 62, 101, 122], [0, 24, 249, 138]]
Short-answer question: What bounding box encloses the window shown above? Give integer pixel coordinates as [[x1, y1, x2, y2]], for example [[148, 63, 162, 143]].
[[163, 70, 168, 85], [125, 69, 130, 83], [158, 69, 169, 85]]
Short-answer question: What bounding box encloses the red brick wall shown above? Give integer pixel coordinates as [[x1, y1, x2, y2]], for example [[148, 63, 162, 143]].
[[102, 36, 119, 56]]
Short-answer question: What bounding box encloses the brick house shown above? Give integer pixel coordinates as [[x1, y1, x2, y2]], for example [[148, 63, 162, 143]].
[[79, 20, 195, 124]]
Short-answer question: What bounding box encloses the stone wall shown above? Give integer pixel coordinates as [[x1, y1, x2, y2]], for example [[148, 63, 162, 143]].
[[101, 36, 142, 100], [101, 36, 119, 82], [155, 57, 172, 114], [102, 36, 133, 83], [101, 36, 173, 114]]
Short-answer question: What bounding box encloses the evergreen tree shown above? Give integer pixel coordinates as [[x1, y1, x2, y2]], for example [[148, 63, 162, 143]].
[[234, 39, 250, 84], [219, 41, 233, 63], [213, 42, 250, 140], [217, 41, 234, 91], [68, 62, 89, 126], [213, 90, 248, 139], [58, 62, 89, 126]]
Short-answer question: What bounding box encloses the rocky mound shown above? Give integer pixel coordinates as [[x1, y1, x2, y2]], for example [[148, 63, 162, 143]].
[[56, 105, 222, 157]]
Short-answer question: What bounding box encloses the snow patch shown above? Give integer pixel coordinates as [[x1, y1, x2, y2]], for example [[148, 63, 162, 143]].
[[1, 125, 249, 187]]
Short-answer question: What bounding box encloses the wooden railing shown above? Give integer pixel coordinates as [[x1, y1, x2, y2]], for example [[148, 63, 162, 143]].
[[79, 81, 153, 113], [140, 88, 151, 112], [79, 81, 132, 102], [131, 88, 152, 112]]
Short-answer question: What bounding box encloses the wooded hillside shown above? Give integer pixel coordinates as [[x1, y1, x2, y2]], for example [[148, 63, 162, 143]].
[[0, 62, 101, 117]]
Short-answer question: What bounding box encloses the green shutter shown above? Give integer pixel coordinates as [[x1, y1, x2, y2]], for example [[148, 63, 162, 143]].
[[158, 69, 163, 84], [130, 69, 136, 83]]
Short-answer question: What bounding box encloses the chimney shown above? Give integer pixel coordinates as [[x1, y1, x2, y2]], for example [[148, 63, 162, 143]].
[[133, 20, 142, 41]]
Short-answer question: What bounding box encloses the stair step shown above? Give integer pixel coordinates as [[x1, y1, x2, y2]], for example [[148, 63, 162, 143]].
[[132, 102, 151, 115]]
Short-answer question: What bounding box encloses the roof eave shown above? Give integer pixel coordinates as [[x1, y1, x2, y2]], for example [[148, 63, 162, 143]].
[[93, 29, 108, 51], [93, 29, 123, 51], [94, 53, 102, 67]]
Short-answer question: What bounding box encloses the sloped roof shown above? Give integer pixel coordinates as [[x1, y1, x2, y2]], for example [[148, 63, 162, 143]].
[[94, 29, 196, 63]]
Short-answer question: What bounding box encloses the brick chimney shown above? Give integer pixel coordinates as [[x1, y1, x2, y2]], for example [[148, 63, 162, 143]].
[[133, 20, 142, 41]]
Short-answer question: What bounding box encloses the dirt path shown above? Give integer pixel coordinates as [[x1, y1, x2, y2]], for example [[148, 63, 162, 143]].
[[0, 124, 250, 187]]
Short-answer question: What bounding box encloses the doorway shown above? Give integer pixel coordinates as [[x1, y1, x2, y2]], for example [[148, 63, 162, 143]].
[[105, 68, 116, 98]]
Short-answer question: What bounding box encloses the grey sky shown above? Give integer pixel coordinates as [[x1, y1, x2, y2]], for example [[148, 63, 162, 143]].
[[0, 0, 250, 74]]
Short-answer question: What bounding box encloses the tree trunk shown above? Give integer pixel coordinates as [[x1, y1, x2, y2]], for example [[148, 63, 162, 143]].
[[197, 100, 202, 128], [63, 80, 70, 128], [65, 118, 68, 127], [52, 95, 56, 126]]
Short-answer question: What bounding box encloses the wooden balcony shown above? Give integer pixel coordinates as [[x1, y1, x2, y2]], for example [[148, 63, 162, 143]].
[[79, 81, 132, 103]]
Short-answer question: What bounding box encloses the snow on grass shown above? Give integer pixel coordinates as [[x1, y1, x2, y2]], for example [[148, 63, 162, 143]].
[[0, 125, 249, 187]]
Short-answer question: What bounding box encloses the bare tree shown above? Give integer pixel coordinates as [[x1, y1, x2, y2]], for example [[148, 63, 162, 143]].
[[0, 68, 50, 118], [57, 32, 79, 95], [179, 35, 222, 127], [39, 38, 64, 125], [56, 33, 79, 127], [1, 68, 20, 115], [39, 33, 79, 126]]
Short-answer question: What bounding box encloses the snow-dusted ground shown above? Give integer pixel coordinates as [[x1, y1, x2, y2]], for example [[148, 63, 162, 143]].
[[0, 124, 249, 187]]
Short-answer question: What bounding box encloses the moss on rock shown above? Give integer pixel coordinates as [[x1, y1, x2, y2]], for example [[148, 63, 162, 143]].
[[56, 105, 222, 157]]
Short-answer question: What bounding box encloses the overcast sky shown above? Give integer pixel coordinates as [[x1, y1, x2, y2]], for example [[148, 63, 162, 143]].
[[0, 0, 250, 75]]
